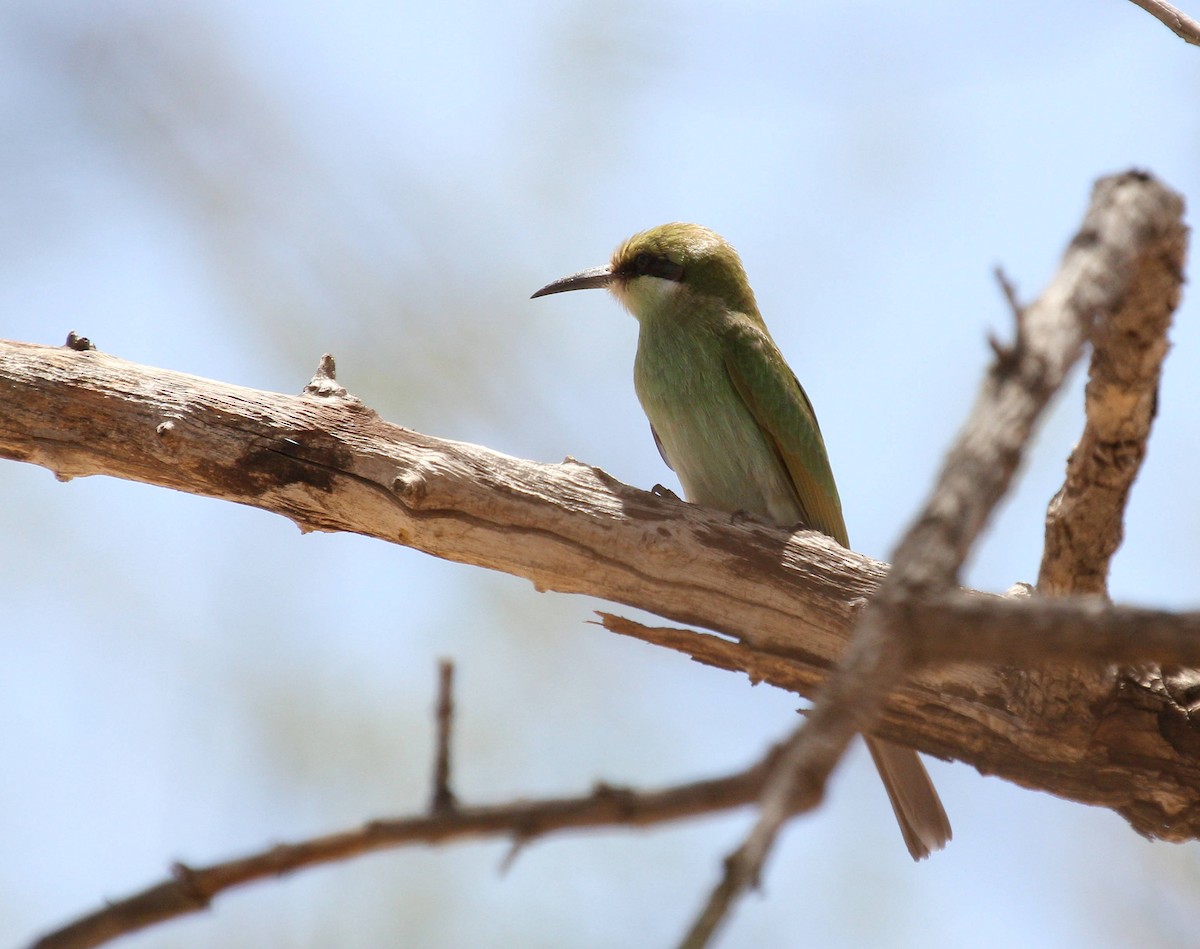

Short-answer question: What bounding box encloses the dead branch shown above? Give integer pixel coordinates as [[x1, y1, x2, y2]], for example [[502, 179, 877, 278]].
[[430, 659, 457, 813], [28, 723, 781, 949], [600, 594, 1200, 673], [1039, 174, 1186, 594], [677, 719, 815, 949], [1022, 168, 1189, 821], [1127, 0, 1200, 46]]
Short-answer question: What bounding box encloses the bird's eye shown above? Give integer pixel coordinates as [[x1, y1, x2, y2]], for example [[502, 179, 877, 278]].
[[628, 252, 684, 282]]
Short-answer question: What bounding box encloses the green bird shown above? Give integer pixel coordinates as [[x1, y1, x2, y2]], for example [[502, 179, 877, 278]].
[[532, 222, 951, 860]]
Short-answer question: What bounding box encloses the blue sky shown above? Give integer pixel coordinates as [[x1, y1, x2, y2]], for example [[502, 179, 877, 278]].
[[2, 2, 1199, 947]]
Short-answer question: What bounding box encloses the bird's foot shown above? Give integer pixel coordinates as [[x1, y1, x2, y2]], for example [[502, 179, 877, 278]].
[[730, 508, 770, 527], [650, 484, 681, 502]]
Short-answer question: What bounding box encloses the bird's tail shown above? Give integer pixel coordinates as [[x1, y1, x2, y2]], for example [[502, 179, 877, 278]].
[[865, 737, 952, 861]]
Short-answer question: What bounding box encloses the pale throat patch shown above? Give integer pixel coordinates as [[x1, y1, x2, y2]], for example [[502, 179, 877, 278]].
[[610, 274, 682, 316]]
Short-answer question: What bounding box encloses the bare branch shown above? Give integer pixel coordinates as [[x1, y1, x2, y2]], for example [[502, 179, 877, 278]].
[[1127, 0, 1200, 46], [0, 335, 863, 657], [602, 596, 1200, 671], [430, 659, 457, 813], [993, 265, 1024, 321], [1039, 177, 1186, 594], [27, 754, 778, 949], [895, 172, 1181, 592], [680, 581, 914, 943], [1027, 172, 1187, 766], [677, 721, 813, 949], [601, 579, 1200, 841]]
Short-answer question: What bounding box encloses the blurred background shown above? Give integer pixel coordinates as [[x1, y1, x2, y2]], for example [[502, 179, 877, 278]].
[[2, 1, 1198, 946]]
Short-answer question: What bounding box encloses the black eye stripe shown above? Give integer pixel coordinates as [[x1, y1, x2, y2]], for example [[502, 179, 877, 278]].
[[626, 252, 684, 282]]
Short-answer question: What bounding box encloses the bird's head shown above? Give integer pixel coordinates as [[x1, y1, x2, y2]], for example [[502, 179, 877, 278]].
[[532, 223, 758, 321]]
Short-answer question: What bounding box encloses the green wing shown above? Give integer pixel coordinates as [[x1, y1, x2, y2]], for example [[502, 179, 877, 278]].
[[722, 320, 849, 546]]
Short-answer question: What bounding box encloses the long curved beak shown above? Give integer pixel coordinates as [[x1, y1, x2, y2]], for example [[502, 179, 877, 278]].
[[531, 266, 614, 299]]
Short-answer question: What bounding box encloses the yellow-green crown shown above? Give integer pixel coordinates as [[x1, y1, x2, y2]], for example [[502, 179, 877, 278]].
[[611, 223, 759, 315]]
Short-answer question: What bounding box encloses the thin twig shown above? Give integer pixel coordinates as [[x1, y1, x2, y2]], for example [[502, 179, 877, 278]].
[[988, 266, 1024, 365], [678, 580, 919, 947], [994, 265, 1024, 320], [430, 659, 457, 813], [678, 722, 812, 949], [27, 754, 778, 949]]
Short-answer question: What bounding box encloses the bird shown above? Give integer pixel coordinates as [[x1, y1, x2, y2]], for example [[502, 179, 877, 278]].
[[532, 222, 951, 860]]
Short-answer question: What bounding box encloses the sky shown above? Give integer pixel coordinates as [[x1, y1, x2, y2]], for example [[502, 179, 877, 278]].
[[2, 1, 1199, 947]]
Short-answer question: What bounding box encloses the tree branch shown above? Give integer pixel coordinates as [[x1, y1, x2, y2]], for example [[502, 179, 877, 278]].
[[1039, 172, 1187, 595], [430, 659, 458, 813], [1023, 169, 1189, 832], [0, 333, 895, 669], [677, 720, 816, 949], [1127, 0, 1200, 46], [600, 594, 1200, 673], [28, 740, 782, 949]]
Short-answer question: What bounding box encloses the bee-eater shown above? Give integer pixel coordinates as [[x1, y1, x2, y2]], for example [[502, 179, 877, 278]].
[[532, 222, 951, 859]]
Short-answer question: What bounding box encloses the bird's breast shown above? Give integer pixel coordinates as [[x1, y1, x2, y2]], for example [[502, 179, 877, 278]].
[[633, 326, 801, 525]]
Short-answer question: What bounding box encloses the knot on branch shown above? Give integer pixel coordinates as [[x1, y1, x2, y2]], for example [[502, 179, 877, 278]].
[[393, 468, 430, 506]]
